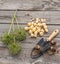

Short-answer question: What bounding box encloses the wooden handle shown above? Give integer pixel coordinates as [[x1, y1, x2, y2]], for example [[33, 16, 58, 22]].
[[48, 29, 59, 41]]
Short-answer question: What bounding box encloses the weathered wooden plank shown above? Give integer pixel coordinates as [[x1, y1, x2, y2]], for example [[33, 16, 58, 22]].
[[0, 24, 60, 63], [0, 38, 60, 48], [0, 57, 29, 64], [0, 23, 60, 64], [0, 11, 60, 25], [0, 38, 60, 64], [0, 24, 60, 38], [0, 0, 60, 11], [0, 0, 60, 63]]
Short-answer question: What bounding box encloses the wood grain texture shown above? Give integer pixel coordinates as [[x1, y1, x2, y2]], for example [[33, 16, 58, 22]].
[[0, 40, 60, 64], [0, 24, 60, 64], [0, 0, 60, 63], [0, 11, 60, 25], [0, 0, 60, 11], [0, 10, 60, 64]]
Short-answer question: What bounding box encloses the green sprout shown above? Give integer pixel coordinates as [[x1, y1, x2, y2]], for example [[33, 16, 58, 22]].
[[1, 33, 14, 45], [7, 42, 22, 55], [15, 28, 26, 41], [1, 11, 26, 56]]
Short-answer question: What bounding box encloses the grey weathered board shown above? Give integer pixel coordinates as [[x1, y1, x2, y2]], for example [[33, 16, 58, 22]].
[[0, 0, 60, 11], [0, 0, 60, 64]]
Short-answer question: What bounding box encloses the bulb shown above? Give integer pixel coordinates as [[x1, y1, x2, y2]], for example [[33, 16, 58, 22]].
[[32, 28, 36, 32], [42, 23, 46, 26], [29, 25, 34, 30], [31, 22, 34, 25], [41, 19, 46, 23], [31, 34, 34, 37], [33, 23, 36, 26], [45, 29, 48, 32], [39, 32, 44, 36], [29, 30, 32, 34], [37, 23, 41, 27], [24, 27, 29, 30], [44, 25, 48, 29], [27, 22, 32, 26]]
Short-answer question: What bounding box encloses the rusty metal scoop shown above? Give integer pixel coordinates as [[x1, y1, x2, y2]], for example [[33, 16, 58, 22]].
[[31, 29, 59, 59]]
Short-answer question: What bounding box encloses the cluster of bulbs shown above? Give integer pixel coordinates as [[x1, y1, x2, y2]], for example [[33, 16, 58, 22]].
[[25, 18, 48, 37]]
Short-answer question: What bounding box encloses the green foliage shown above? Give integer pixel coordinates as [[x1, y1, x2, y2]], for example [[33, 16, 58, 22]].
[[1, 33, 14, 45], [15, 28, 26, 41], [1, 28, 26, 55], [7, 42, 22, 55], [1, 11, 27, 56]]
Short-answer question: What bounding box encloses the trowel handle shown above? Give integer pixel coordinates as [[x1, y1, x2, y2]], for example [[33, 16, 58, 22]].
[[48, 29, 59, 41]]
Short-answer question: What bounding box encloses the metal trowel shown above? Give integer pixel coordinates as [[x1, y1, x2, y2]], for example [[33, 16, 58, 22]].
[[31, 29, 59, 59]]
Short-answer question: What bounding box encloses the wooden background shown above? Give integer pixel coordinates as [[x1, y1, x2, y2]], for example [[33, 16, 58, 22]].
[[0, 0, 60, 64]]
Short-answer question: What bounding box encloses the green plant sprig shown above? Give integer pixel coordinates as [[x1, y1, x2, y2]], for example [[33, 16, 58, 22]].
[[8, 11, 16, 35], [15, 28, 26, 41], [1, 11, 26, 56], [1, 11, 17, 45], [7, 42, 22, 55]]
